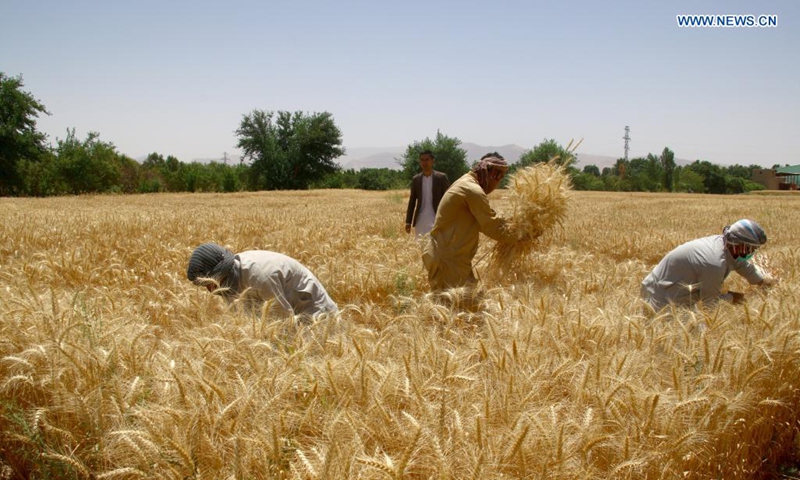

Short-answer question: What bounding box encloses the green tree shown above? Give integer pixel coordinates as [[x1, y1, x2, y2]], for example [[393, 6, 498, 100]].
[[237, 110, 283, 189], [16, 152, 63, 196], [686, 160, 727, 194], [518, 138, 576, 169], [601, 173, 624, 191], [604, 155, 663, 192], [725, 176, 764, 194], [116, 155, 140, 193], [139, 152, 166, 192], [54, 129, 122, 194], [356, 168, 406, 190], [571, 171, 604, 191], [582, 164, 601, 176], [0, 73, 50, 195], [725, 164, 761, 180], [236, 110, 344, 190], [206, 162, 246, 192], [674, 166, 705, 193], [142, 152, 165, 169], [624, 156, 663, 192], [161, 155, 184, 191], [661, 147, 675, 192], [398, 130, 469, 184], [221, 167, 238, 192], [645, 154, 665, 191], [312, 169, 360, 189]]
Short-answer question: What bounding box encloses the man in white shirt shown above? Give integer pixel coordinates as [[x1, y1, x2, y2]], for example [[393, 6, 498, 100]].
[[405, 150, 450, 237], [641, 219, 775, 310], [187, 243, 338, 318]]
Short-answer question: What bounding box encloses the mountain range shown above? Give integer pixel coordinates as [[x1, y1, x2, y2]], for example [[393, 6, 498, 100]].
[[337, 143, 529, 171], [336, 143, 686, 171]]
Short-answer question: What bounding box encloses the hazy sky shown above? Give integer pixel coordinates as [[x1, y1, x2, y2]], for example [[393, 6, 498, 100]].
[[2, 0, 798, 166]]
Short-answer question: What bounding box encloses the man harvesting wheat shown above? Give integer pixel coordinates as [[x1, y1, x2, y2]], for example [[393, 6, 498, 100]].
[[641, 219, 776, 310], [422, 153, 520, 291], [187, 243, 338, 318]]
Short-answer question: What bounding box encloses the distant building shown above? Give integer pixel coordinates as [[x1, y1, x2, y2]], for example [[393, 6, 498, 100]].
[[752, 166, 800, 190], [752, 169, 780, 190]]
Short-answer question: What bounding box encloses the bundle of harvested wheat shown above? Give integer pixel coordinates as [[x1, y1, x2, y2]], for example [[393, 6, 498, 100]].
[[487, 160, 573, 276]]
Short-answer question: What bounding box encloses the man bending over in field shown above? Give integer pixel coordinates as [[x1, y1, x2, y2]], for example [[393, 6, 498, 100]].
[[187, 243, 338, 318], [641, 219, 776, 311], [422, 153, 519, 291]]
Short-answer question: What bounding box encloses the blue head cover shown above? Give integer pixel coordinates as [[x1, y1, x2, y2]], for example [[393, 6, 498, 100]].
[[723, 219, 767, 247]]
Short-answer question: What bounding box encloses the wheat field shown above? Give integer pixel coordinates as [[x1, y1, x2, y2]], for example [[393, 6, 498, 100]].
[[1, 189, 799, 479]]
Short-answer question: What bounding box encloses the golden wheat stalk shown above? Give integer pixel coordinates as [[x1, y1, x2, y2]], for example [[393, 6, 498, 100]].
[[486, 161, 573, 277]]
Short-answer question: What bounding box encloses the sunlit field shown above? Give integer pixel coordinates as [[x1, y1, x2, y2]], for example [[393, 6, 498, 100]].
[[1, 189, 799, 479]]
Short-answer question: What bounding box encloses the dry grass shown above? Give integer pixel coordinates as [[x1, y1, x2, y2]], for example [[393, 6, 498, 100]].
[[1, 189, 800, 479]]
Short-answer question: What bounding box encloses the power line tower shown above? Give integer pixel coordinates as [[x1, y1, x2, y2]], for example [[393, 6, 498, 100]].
[[223, 151, 228, 165], [623, 126, 631, 161]]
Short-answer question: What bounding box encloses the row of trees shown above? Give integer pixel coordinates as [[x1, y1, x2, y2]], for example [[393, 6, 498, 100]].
[[12, 129, 252, 196], [391, 136, 766, 195], [570, 153, 766, 194], [503, 139, 761, 194], [1, 71, 770, 196]]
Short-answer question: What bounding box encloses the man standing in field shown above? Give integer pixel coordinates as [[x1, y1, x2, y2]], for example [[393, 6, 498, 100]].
[[641, 219, 776, 310], [187, 243, 338, 318], [405, 150, 450, 237], [422, 153, 518, 291]]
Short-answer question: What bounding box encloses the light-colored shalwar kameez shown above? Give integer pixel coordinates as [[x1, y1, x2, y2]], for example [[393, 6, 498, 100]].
[[235, 251, 338, 316], [414, 174, 436, 237], [641, 235, 764, 309]]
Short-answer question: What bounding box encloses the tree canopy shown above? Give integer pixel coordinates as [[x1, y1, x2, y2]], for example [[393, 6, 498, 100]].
[[661, 147, 676, 192], [517, 138, 577, 169], [55, 129, 126, 194], [236, 110, 344, 190], [0, 72, 49, 195], [398, 130, 469, 184]]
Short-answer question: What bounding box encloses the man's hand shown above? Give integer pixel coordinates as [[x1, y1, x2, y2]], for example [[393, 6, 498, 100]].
[[405, 224, 412, 234], [516, 228, 542, 243], [729, 291, 745, 304], [760, 274, 778, 287]]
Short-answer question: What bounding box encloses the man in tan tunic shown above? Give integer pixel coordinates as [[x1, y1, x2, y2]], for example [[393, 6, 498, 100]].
[[422, 153, 517, 291]]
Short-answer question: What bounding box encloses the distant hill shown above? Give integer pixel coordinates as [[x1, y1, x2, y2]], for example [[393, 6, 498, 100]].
[[340, 149, 404, 170], [460, 143, 527, 164], [336, 144, 694, 172], [339, 143, 529, 171]]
